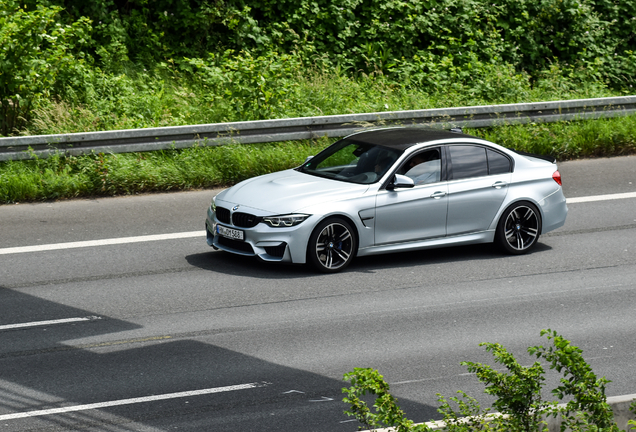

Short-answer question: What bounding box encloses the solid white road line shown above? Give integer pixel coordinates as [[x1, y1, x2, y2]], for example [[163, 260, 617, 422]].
[[0, 191, 634, 256], [0, 231, 205, 255], [0, 316, 99, 331], [0, 382, 266, 421], [567, 191, 636, 204]]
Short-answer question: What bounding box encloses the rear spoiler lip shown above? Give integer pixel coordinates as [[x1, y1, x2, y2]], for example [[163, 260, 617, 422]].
[[509, 149, 557, 164]]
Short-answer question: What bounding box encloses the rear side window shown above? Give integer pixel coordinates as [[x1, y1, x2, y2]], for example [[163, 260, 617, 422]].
[[486, 149, 512, 174], [448, 145, 487, 180]]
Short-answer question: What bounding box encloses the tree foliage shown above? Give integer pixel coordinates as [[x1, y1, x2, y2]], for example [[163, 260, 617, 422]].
[[15, 0, 636, 83], [18, 0, 636, 84], [1, 0, 635, 136], [0, 1, 90, 135]]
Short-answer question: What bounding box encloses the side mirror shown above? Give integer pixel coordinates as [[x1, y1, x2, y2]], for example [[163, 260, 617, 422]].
[[387, 174, 414, 190], [303, 155, 314, 164]]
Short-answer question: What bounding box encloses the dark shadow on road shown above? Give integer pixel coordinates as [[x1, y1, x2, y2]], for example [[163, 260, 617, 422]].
[[186, 242, 553, 278], [0, 287, 142, 355], [185, 249, 317, 278], [0, 288, 439, 432], [353, 242, 552, 273]]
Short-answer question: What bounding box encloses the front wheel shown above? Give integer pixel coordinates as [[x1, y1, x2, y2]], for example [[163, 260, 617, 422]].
[[496, 202, 542, 254], [307, 217, 357, 273]]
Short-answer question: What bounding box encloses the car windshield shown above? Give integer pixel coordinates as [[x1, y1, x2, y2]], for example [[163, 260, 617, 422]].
[[296, 139, 403, 184]]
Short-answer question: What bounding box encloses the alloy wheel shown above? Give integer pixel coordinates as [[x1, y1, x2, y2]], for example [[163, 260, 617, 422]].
[[503, 205, 539, 251], [313, 221, 355, 271]]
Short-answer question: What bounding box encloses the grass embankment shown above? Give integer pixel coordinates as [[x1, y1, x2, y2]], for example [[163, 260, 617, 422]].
[[2, 114, 635, 205], [20, 62, 626, 136], [3, 1, 636, 204]]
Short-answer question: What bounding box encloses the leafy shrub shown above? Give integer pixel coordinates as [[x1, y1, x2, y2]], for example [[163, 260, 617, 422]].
[[181, 49, 303, 121], [15, 0, 636, 87], [0, 1, 90, 135], [528, 329, 616, 431], [3, 0, 635, 138], [461, 342, 548, 432], [343, 329, 635, 432], [343, 367, 431, 432], [215, 0, 636, 89]]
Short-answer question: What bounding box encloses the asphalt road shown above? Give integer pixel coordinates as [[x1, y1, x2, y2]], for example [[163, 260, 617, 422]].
[[1, 155, 635, 431]]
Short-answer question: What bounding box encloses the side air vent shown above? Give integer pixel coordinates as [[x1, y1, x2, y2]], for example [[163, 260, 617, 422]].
[[264, 243, 287, 258]]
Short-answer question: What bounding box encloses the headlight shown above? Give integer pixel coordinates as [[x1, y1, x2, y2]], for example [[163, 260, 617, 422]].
[[211, 195, 217, 212], [262, 214, 310, 228]]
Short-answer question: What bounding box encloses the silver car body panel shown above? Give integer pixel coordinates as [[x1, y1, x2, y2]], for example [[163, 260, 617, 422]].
[[446, 172, 511, 236], [219, 169, 371, 214], [374, 182, 449, 244], [205, 132, 567, 265]]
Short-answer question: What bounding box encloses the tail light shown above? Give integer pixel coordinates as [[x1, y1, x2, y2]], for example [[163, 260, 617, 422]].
[[552, 170, 562, 186]]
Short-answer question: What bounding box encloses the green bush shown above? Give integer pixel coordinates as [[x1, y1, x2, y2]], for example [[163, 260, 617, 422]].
[[343, 367, 431, 432], [0, 1, 90, 135], [12, 0, 636, 87], [3, 0, 636, 138], [2, 0, 636, 202], [181, 49, 303, 121], [460, 342, 547, 432], [342, 330, 636, 432]]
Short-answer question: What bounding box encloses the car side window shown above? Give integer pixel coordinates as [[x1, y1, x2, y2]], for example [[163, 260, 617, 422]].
[[486, 149, 512, 174], [448, 145, 488, 180], [398, 148, 441, 185]]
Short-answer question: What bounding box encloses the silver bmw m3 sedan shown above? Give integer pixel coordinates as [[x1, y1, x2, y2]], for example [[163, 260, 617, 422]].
[[206, 127, 567, 273]]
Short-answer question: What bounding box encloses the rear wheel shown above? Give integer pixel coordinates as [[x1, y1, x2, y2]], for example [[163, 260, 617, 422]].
[[307, 217, 357, 273], [496, 202, 541, 254]]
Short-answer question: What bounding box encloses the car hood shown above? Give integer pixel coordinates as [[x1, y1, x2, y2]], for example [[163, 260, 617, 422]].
[[218, 169, 370, 214]]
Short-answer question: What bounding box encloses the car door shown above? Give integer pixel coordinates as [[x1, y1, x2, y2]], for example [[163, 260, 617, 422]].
[[445, 144, 512, 236], [374, 148, 448, 245]]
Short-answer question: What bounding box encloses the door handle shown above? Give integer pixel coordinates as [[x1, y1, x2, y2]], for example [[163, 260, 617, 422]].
[[492, 181, 507, 189], [430, 191, 447, 199]]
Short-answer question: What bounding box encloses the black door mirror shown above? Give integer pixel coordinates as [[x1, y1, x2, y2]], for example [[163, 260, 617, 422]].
[[387, 174, 415, 190]]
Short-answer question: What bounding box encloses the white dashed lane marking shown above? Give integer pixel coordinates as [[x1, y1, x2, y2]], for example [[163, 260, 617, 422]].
[[566, 191, 636, 204], [0, 383, 268, 421], [0, 316, 100, 331], [0, 231, 204, 255]]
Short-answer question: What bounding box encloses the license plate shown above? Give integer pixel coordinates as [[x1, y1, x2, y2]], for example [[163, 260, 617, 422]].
[[216, 224, 244, 241]]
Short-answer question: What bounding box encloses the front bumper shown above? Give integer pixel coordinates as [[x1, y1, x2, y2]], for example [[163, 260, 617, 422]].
[[205, 205, 313, 264]]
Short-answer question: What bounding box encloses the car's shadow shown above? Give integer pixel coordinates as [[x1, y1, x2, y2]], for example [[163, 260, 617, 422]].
[[186, 242, 552, 278]]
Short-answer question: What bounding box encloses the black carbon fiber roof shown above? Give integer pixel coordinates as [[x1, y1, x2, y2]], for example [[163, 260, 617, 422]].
[[346, 127, 476, 150]]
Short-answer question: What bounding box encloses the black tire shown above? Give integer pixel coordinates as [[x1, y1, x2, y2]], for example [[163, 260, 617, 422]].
[[307, 217, 357, 273], [496, 202, 542, 254]]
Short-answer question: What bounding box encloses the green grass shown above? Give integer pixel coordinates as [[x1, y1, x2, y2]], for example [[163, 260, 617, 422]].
[[4, 1, 635, 205], [4, 62, 635, 205], [2, 115, 635, 205], [0, 137, 333, 203], [20, 64, 625, 136], [472, 115, 636, 159]]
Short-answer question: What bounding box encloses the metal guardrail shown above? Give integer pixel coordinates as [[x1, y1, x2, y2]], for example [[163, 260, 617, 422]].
[[1, 96, 635, 161]]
